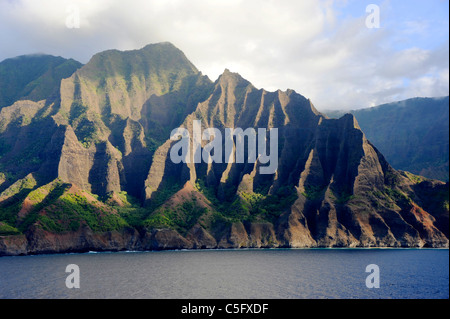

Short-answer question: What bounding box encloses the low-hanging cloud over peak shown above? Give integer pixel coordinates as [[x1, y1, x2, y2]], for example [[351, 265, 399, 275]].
[[0, 0, 448, 110]]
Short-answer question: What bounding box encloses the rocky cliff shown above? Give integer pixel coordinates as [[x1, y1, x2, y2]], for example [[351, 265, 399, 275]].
[[0, 43, 448, 256], [323, 97, 450, 182]]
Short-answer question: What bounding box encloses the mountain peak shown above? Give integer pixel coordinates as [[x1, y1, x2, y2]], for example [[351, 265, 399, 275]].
[[141, 41, 178, 51], [216, 68, 250, 87], [78, 41, 200, 88], [339, 113, 361, 129], [221, 68, 238, 77]]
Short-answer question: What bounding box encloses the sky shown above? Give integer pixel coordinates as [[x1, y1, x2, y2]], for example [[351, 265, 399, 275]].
[[0, 0, 448, 110]]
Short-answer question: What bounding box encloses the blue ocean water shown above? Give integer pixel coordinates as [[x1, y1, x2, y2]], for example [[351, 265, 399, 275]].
[[0, 249, 448, 299]]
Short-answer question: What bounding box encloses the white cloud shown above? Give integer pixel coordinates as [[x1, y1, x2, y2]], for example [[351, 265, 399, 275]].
[[0, 0, 448, 110]]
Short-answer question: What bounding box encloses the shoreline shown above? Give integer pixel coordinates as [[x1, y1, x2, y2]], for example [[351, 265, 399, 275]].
[[1, 246, 449, 259]]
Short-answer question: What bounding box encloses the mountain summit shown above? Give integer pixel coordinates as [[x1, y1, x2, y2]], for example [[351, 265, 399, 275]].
[[0, 43, 448, 255]]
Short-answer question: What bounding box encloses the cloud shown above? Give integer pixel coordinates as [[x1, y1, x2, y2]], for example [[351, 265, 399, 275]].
[[0, 0, 448, 110]]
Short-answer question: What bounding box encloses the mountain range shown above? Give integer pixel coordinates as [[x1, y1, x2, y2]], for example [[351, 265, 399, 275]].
[[323, 97, 449, 182], [0, 42, 448, 256], [0, 54, 82, 109]]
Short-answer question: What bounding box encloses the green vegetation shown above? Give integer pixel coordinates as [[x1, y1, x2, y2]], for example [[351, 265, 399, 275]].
[[27, 187, 49, 203], [17, 181, 71, 232], [145, 136, 162, 153], [245, 186, 298, 223], [0, 174, 37, 200], [108, 192, 150, 229], [301, 185, 325, 200], [75, 118, 101, 148], [0, 120, 53, 176], [0, 175, 34, 226], [0, 55, 82, 109], [42, 192, 128, 233], [368, 186, 413, 210], [144, 197, 208, 235], [175, 201, 208, 232], [0, 202, 22, 228], [0, 222, 20, 236], [9, 136, 47, 167], [403, 171, 425, 184], [384, 186, 412, 206], [195, 179, 297, 224], [114, 191, 135, 207], [384, 169, 400, 185], [333, 191, 355, 204], [144, 212, 174, 229], [0, 179, 136, 234], [68, 101, 104, 148], [69, 101, 89, 122], [146, 181, 181, 213]]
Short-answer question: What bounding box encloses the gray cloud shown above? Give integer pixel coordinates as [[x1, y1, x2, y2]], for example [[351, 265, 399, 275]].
[[0, 0, 448, 110]]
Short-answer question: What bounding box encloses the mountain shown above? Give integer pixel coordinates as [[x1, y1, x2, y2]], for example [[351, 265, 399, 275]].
[[323, 97, 449, 182], [0, 54, 83, 109], [0, 43, 448, 256]]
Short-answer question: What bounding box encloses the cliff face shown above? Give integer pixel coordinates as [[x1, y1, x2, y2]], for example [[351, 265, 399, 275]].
[[0, 43, 448, 256], [324, 97, 450, 182]]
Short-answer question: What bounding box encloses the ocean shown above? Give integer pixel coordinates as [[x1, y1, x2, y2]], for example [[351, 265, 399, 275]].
[[0, 248, 448, 299]]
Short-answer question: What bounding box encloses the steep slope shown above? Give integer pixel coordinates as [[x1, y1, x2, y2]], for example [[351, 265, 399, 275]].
[[0, 43, 448, 256], [323, 97, 449, 181], [0, 54, 82, 109], [143, 69, 449, 248], [55, 42, 214, 198]]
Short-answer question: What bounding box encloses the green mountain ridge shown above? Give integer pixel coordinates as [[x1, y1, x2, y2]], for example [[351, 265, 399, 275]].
[[0, 43, 448, 256], [322, 96, 449, 181], [0, 54, 83, 109]]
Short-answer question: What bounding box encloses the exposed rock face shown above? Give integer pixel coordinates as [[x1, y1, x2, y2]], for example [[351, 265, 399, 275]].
[[187, 224, 218, 249], [0, 42, 448, 256], [0, 235, 28, 256], [145, 229, 193, 250], [324, 97, 450, 182], [24, 225, 141, 255]]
